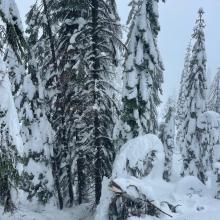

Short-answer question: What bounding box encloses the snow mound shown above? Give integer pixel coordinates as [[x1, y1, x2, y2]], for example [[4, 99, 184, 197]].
[[95, 135, 166, 220], [112, 134, 164, 179]]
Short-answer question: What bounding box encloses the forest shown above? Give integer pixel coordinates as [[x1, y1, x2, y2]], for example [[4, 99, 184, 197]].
[[0, 0, 219, 220]]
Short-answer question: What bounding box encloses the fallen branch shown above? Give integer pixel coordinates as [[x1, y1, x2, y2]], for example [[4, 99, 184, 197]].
[[109, 181, 173, 218]]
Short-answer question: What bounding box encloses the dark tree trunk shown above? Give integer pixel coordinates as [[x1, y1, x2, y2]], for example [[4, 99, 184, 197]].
[[0, 176, 15, 213], [51, 151, 63, 210], [91, 0, 102, 205], [42, 0, 65, 209], [67, 163, 74, 206], [77, 152, 85, 204]]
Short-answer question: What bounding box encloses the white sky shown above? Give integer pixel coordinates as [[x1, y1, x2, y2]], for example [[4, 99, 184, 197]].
[[16, 0, 220, 104]]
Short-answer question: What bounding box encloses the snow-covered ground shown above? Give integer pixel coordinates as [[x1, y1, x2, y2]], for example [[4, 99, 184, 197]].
[[0, 134, 219, 220], [1, 174, 220, 220], [1, 203, 94, 220], [95, 134, 220, 220]]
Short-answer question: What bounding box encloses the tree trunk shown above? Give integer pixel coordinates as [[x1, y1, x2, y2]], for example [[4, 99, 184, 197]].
[[77, 152, 85, 204], [91, 0, 102, 205], [67, 163, 74, 206], [51, 151, 63, 210]]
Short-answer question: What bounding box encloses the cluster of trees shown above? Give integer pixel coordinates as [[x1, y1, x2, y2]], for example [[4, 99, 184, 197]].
[[0, 0, 220, 216], [0, 0, 123, 212], [162, 8, 220, 198]]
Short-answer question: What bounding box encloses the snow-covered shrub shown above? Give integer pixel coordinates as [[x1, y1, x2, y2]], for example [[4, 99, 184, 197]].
[[197, 111, 220, 172], [196, 111, 220, 197], [95, 134, 177, 220]]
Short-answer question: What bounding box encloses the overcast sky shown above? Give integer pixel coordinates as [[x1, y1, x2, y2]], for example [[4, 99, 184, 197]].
[[16, 0, 220, 104]]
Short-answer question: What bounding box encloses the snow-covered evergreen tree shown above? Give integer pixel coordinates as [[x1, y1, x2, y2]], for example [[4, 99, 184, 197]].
[[116, 0, 164, 145], [208, 69, 220, 113], [0, 0, 28, 113], [19, 2, 55, 205], [176, 41, 191, 148], [0, 59, 23, 212], [159, 97, 175, 182], [195, 111, 220, 197], [181, 8, 207, 183], [0, 0, 27, 62], [51, 0, 88, 207], [197, 111, 220, 174], [70, 0, 122, 205]]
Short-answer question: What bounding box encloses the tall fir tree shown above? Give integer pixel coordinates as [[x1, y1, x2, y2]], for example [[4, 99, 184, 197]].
[[176, 41, 191, 149], [71, 0, 122, 205], [181, 8, 207, 183], [51, 0, 89, 207], [24, 0, 122, 207], [116, 0, 164, 146], [208, 68, 220, 113], [159, 97, 175, 182]]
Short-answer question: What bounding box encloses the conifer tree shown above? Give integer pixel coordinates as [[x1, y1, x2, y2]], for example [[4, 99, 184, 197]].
[[0, 60, 23, 212], [159, 98, 175, 182], [51, 0, 88, 207], [208, 69, 220, 113], [37, 0, 93, 207], [196, 111, 220, 175], [0, 0, 53, 206], [181, 8, 207, 183], [19, 2, 55, 205], [0, 0, 28, 112], [71, 0, 122, 205], [0, 0, 28, 211], [176, 41, 191, 148], [116, 0, 164, 145]]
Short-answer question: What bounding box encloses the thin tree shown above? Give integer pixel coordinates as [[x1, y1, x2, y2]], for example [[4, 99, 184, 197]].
[[176, 41, 191, 149], [159, 97, 175, 182], [181, 8, 207, 183]]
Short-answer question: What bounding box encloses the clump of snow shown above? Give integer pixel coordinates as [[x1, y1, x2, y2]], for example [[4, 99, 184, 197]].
[[95, 134, 166, 220], [112, 134, 165, 179]]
